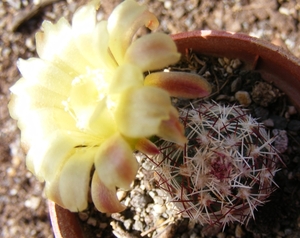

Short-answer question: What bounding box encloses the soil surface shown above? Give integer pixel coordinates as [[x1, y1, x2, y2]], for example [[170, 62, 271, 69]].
[[1, 0, 300, 238]]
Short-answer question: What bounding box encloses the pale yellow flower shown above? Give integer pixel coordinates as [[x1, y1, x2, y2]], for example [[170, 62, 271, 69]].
[[9, 0, 211, 213]]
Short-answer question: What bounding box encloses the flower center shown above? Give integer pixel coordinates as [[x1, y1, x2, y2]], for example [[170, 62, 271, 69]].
[[63, 68, 117, 135]]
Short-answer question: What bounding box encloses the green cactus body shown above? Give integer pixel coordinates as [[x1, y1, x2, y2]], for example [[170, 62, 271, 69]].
[[151, 101, 281, 227]]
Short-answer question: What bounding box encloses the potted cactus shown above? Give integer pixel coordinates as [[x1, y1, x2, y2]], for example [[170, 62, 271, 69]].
[[144, 29, 300, 231], [8, 0, 300, 237]]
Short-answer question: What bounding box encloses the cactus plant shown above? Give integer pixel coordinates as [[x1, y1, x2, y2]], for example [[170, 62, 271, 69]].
[[149, 101, 281, 228]]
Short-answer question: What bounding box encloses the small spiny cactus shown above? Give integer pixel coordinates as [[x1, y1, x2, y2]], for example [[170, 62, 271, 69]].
[[150, 101, 281, 228]]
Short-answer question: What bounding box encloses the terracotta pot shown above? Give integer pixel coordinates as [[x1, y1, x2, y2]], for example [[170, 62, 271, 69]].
[[48, 200, 85, 238], [48, 30, 300, 237]]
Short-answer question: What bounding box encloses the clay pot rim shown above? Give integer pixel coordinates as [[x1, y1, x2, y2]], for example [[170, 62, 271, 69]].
[[172, 30, 300, 110], [173, 30, 300, 65]]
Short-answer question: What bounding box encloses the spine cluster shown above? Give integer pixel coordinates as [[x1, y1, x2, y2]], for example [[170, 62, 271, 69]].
[[150, 101, 281, 228]]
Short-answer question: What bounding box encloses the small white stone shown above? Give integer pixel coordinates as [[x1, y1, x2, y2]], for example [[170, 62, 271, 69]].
[[123, 219, 132, 230], [279, 7, 290, 16], [153, 204, 166, 215], [153, 196, 164, 205], [24, 196, 41, 210], [116, 190, 127, 201], [33, 0, 41, 5], [9, 189, 18, 196], [164, 1, 172, 9], [148, 191, 156, 199], [6, 167, 16, 177], [230, 58, 242, 69]]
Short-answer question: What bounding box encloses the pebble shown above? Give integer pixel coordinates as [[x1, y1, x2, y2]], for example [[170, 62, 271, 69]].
[[216, 232, 226, 238], [226, 65, 233, 74], [218, 57, 226, 66], [287, 120, 300, 131], [270, 115, 288, 129], [230, 58, 242, 69], [284, 228, 292, 236], [251, 81, 281, 107], [231, 77, 242, 92], [263, 118, 274, 127], [235, 91, 252, 106], [133, 220, 144, 231], [164, 1, 172, 9], [24, 196, 41, 210], [153, 204, 166, 215], [87, 217, 97, 226], [287, 105, 298, 115], [272, 129, 288, 153], [190, 233, 200, 238], [235, 224, 244, 238], [33, 0, 41, 5], [123, 219, 132, 230], [6, 167, 16, 177], [5, 0, 21, 9], [173, 6, 185, 19], [9, 188, 18, 196], [153, 196, 164, 205], [254, 106, 269, 120], [25, 38, 35, 52], [116, 190, 127, 201], [78, 212, 89, 221], [293, 156, 300, 163], [148, 190, 156, 199]]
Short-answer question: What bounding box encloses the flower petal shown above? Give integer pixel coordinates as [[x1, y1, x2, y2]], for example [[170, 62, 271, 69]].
[[157, 107, 187, 145], [87, 102, 117, 137], [36, 18, 71, 60], [108, 63, 143, 94], [115, 86, 171, 138], [107, 0, 159, 64], [10, 107, 76, 146], [135, 138, 160, 155], [124, 33, 181, 72], [94, 133, 138, 189], [72, 3, 96, 36], [36, 18, 90, 75], [45, 147, 95, 212], [26, 131, 79, 182], [68, 74, 100, 130], [9, 77, 66, 113], [145, 72, 212, 99], [71, 3, 96, 66], [17, 58, 73, 97], [72, 4, 117, 69], [91, 172, 125, 213]]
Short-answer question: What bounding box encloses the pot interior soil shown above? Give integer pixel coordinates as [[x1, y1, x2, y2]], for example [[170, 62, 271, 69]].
[[70, 50, 300, 238]]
